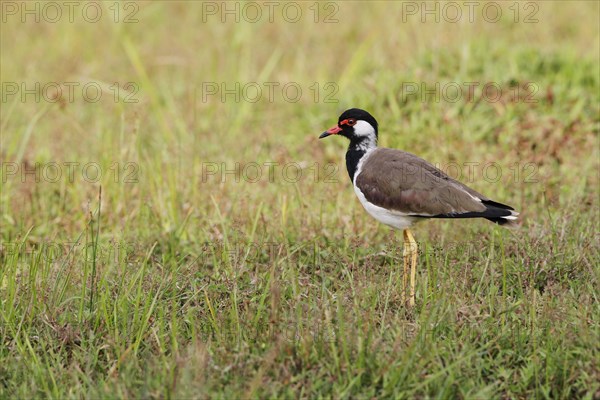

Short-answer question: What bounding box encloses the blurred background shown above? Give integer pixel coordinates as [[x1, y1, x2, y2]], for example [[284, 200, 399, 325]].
[[2, 1, 598, 242], [1, 1, 599, 398]]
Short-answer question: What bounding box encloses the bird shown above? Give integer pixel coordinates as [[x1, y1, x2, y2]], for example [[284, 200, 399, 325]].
[[319, 108, 519, 306]]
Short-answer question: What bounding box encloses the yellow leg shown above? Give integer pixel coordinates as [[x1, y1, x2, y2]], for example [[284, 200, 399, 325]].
[[402, 232, 409, 303], [403, 229, 418, 307]]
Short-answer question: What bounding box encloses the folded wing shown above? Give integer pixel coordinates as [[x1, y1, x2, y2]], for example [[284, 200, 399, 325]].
[[355, 148, 517, 225]]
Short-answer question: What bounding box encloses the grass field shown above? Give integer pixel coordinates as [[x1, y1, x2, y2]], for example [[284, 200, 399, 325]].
[[1, 1, 599, 398]]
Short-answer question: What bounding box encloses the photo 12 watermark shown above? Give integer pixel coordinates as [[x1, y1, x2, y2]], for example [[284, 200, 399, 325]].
[[1, 1, 140, 24], [199, 161, 339, 184], [0, 240, 142, 265], [398, 81, 539, 104], [424, 161, 539, 184], [198, 81, 339, 104], [400, 1, 539, 24], [200, 1, 339, 24], [1, 162, 139, 184], [1, 82, 139, 104]]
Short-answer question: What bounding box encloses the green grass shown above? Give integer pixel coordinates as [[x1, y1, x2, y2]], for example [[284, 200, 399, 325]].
[[1, 1, 599, 398]]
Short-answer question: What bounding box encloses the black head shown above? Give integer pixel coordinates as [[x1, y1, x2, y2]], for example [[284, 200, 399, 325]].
[[319, 108, 379, 144]]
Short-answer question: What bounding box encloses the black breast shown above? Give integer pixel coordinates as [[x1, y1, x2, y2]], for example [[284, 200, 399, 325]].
[[345, 148, 367, 182]]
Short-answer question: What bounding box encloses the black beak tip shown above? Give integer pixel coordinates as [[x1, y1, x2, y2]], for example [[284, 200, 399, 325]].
[[319, 132, 331, 139]]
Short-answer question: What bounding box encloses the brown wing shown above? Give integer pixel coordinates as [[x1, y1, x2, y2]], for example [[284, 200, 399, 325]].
[[355, 148, 489, 216]]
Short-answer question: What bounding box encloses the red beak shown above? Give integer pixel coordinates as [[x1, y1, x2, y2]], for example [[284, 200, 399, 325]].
[[319, 124, 342, 139]]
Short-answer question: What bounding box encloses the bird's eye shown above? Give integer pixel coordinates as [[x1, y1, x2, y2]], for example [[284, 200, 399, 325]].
[[347, 119, 357, 126]]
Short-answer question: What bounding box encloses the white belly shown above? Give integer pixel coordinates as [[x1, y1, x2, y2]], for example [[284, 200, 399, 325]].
[[353, 183, 418, 230]]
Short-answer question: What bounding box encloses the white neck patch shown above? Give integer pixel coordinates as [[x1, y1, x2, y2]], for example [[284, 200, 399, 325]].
[[353, 120, 377, 150], [353, 120, 376, 137]]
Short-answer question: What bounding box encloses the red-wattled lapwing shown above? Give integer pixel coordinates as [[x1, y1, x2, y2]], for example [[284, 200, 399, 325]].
[[319, 108, 519, 306]]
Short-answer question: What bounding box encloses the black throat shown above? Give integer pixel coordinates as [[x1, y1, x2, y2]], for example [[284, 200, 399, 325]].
[[345, 139, 372, 182]]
